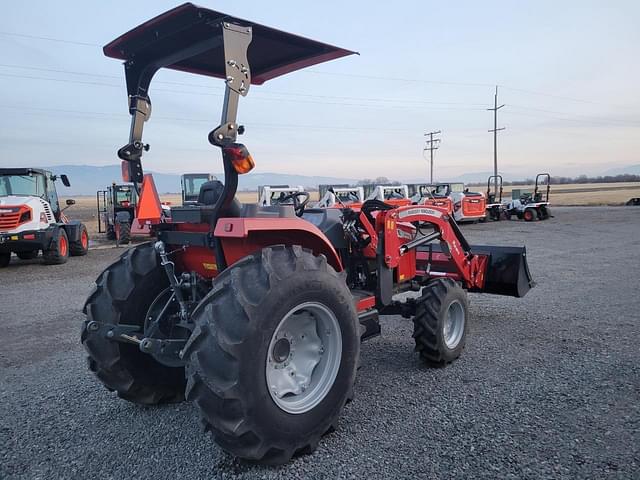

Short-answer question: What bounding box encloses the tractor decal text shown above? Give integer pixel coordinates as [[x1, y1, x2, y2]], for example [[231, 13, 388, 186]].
[[398, 207, 442, 219]]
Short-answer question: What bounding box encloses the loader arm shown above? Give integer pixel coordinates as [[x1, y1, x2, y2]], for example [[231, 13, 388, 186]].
[[356, 203, 533, 297]]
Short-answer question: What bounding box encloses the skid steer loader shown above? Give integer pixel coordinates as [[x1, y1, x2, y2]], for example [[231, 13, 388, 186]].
[[82, 3, 534, 465]]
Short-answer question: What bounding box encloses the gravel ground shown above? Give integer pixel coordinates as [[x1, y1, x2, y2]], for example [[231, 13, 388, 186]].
[[1, 206, 639, 479]]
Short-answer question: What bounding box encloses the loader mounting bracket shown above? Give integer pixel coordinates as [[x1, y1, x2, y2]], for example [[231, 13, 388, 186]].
[[85, 321, 142, 344]]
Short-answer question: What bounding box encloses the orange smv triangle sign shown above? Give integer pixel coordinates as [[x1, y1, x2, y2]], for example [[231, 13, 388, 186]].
[[136, 174, 163, 222]]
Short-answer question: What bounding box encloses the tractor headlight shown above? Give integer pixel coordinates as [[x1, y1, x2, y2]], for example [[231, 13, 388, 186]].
[[19, 211, 31, 223]]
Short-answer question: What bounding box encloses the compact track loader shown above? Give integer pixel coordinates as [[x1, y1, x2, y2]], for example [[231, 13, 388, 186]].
[[82, 3, 534, 464]]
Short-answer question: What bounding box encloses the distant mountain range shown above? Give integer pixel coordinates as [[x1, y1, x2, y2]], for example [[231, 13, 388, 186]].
[[42, 165, 358, 196], [603, 164, 640, 176]]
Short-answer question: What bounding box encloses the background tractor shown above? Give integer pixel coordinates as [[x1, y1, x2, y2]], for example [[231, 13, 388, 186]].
[[82, 4, 533, 465], [364, 184, 412, 206], [0, 168, 88, 267], [316, 185, 364, 208], [181, 173, 216, 205], [97, 182, 170, 244], [430, 183, 486, 223], [506, 173, 552, 221], [485, 175, 506, 221], [258, 184, 307, 206], [408, 183, 454, 214], [97, 183, 137, 244]]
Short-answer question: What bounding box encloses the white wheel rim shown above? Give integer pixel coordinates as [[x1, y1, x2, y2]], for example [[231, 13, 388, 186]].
[[266, 302, 342, 414], [443, 300, 465, 349]]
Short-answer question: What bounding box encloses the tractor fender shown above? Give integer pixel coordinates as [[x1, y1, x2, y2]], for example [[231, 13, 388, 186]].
[[115, 211, 131, 224], [214, 217, 343, 271], [61, 221, 83, 243]]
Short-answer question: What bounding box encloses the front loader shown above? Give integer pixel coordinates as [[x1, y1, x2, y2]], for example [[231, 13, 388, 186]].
[[82, 3, 534, 465], [1, 168, 88, 266]]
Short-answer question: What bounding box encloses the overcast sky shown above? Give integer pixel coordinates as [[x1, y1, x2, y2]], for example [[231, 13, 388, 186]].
[[0, 0, 638, 182]]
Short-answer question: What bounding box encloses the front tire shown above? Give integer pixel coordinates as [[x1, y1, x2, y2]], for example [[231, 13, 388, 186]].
[[81, 243, 185, 404], [412, 278, 469, 366], [184, 245, 359, 464], [0, 252, 10, 268], [70, 224, 89, 256], [43, 228, 69, 265]]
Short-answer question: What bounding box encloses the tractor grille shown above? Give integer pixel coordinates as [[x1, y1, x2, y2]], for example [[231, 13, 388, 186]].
[[0, 210, 20, 231]]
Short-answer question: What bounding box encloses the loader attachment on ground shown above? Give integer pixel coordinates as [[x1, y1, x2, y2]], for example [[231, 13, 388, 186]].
[[470, 245, 534, 298]]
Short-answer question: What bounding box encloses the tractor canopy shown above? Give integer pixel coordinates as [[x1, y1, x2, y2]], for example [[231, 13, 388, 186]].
[[104, 2, 357, 86]]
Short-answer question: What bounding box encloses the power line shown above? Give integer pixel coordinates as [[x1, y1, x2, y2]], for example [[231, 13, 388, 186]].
[[0, 31, 101, 47], [423, 130, 442, 183], [0, 104, 414, 133], [487, 86, 505, 191], [0, 72, 489, 111], [2, 29, 638, 112], [0, 64, 491, 107]]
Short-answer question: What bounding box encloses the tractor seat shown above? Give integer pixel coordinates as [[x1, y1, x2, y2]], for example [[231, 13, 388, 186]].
[[301, 208, 347, 249], [197, 180, 294, 218]]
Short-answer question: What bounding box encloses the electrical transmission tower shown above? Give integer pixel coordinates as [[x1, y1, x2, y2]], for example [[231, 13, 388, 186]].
[[488, 86, 505, 192], [423, 130, 441, 183]]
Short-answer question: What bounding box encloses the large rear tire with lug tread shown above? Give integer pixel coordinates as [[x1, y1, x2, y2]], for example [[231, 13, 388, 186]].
[[70, 224, 89, 256], [116, 221, 131, 245], [412, 278, 469, 366], [81, 242, 185, 404], [43, 228, 69, 265], [0, 252, 10, 268], [17, 251, 38, 260], [184, 245, 360, 465]]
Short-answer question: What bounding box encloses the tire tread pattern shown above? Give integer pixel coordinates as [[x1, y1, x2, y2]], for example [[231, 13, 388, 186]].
[[412, 277, 467, 367], [184, 245, 357, 465], [81, 243, 184, 405]]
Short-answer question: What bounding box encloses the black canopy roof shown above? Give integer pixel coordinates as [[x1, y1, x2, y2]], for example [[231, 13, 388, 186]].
[[103, 3, 356, 85], [0, 168, 51, 176]]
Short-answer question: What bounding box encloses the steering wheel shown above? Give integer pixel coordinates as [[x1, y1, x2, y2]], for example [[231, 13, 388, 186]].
[[279, 192, 310, 216]]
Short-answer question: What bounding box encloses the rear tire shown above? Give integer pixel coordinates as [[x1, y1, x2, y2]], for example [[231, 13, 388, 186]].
[[70, 224, 89, 256], [82, 243, 185, 404], [0, 252, 10, 268], [184, 245, 359, 464], [523, 208, 536, 222], [43, 228, 69, 265], [17, 251, 38, 260], [412, 278, 469, 366], [117, 221, 131, 245]]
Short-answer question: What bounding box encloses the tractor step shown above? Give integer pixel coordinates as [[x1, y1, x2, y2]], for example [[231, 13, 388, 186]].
[[358, 309, 381, 341]]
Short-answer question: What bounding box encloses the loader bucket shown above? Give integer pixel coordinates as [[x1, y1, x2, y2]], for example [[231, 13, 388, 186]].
[[471, 245, 534, 297]]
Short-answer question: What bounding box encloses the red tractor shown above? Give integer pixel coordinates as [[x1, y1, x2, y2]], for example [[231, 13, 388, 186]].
[[82, 4, 534, 465]]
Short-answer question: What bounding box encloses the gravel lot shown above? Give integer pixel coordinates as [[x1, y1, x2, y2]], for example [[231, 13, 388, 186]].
[[1, 206, 639, 479]]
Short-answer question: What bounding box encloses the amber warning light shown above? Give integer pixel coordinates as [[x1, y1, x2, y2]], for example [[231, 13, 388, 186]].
[[224, 144, 255, 174]]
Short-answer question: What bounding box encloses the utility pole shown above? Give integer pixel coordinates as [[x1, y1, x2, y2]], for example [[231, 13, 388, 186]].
[[423, 130, 441, 183], [487, 86, 505, 192]]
